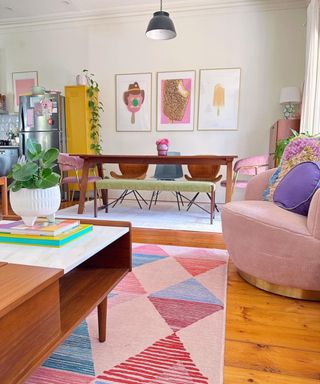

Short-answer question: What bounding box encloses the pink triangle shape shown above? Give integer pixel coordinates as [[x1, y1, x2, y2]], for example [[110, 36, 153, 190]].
[[133, 243, 170, 257], [96, 333, 208, 383], [175, 257, 226, 276], [113, 271, 146, 294], [149, 297, 223, 331]]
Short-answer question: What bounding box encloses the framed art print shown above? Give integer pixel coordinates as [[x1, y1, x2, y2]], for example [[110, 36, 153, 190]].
[[115, 73, 152, 132], [12, 71, 38, 113], [157, 70, 195, 131], [198, 68, 241, 131]]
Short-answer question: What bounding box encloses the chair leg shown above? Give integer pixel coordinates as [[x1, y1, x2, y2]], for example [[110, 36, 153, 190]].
[[154, 191, 160, 205], [149, 191, 156, 210], [133, 190, 143, 209], [94, 182, 97, 218], [135, 190, 148, 205], [187, 192, 200, 211], [175, 192, 181, 211]]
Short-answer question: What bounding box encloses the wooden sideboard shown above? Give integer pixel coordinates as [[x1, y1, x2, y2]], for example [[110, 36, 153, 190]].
[[269, 118, 300, 167], [0, 219, 132, 384]]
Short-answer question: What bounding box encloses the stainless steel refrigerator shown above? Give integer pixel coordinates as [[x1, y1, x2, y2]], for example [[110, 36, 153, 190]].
[[19, 92, 66, 155]]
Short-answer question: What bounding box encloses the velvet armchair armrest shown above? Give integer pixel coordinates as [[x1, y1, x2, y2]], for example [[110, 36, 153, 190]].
[[307, 189, 320, 239], [245, 168, 276, 201]]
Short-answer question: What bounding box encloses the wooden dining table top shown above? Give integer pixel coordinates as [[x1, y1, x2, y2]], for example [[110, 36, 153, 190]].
[[74, 154, 238, 165]]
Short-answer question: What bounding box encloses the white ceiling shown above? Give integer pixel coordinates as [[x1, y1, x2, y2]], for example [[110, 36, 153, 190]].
[[0, 0, 308, 26]]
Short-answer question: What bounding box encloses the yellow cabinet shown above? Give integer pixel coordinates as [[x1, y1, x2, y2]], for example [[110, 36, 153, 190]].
[[65, 85, 94, 154], [64, 85, 98, 194]]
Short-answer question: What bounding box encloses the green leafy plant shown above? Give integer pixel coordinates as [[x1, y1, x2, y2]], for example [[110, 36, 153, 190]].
[[8, 139, 60, 192], [82, 69, 104, 154]]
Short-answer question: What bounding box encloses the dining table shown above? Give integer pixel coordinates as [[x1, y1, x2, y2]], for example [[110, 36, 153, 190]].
[[75, 154, 238, 214]]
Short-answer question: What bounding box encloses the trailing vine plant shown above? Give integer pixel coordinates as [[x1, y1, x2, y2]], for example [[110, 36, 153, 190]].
[[82, 69, 104, 154]]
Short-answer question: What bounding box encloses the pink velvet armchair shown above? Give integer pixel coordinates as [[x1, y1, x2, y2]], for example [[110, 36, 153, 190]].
[[221, 168, 320, 300]]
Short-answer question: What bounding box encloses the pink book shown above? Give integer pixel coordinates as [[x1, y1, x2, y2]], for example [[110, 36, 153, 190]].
[[0, 218, 80, 237]]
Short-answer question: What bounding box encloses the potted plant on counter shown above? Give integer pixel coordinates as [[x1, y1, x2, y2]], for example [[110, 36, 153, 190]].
[[8, 139, 61, 226]]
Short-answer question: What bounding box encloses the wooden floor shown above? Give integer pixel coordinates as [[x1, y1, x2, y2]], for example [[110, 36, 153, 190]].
[[3, 202, 320, 383], [134, 228, 320, 384]]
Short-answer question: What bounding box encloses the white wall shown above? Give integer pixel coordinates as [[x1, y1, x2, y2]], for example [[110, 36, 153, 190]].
[[0, 5, 306, 202]]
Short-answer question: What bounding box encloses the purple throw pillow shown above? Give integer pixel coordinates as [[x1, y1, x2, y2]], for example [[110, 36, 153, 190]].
[[273, 161, 320, 216]]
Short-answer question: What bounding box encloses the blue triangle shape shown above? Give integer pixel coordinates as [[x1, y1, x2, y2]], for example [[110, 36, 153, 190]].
[[133, 252, 166, 268], [43, 320, 95, 376], [150, 278, 223, 306]]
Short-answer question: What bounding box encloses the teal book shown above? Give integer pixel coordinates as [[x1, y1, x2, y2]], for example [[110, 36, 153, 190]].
[[0, 224, 93, 247]]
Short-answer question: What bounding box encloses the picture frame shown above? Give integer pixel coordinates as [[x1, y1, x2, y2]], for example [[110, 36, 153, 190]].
[[115, 73, 152, 132], [156, 70, 196, 131], [198, 68, 241, 131], [12, 71, 38, 113]]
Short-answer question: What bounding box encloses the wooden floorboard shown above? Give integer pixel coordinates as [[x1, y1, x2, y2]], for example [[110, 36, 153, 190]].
[[2, 201, 320, 382]]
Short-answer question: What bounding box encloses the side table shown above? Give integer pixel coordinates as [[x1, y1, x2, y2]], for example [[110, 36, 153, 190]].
[[0, 218, 132, 384]]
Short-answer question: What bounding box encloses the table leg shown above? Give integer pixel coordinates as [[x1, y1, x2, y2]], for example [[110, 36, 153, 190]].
[[0, 177, 8, 217], [97, 163, 108, 205], [226, 160, 233, 203], [98, 297, 107, 342], [78, 162, 90, 214]]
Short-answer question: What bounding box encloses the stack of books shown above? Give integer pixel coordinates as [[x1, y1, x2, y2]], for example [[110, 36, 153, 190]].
[[0, 218, 92, 247]]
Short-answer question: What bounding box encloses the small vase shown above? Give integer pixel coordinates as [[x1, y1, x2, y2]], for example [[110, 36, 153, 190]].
[[76, 74, 88, 86], [10, 186, 61, 226], [157, 144, 168, 156]]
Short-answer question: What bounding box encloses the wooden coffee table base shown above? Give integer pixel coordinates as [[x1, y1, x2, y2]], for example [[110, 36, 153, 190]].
[[0, 220, 132, 384]]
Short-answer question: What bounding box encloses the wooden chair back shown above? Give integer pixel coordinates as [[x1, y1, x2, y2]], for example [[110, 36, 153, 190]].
[[185, 164, 222, 183], [111, 163, 149, 180]]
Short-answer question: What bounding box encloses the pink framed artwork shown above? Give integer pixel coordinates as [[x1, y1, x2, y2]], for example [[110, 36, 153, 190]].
[[12, 71, 38, 112], [156, 70, 195, 131]]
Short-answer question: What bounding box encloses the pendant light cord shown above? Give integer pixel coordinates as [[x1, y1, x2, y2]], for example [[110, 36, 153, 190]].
[[160, 0, 162, 11]]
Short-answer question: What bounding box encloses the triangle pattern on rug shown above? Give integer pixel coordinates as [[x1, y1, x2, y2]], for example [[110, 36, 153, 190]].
[[42, 321, 95, 376], [133, 244, 170, 257], [148, 278, 224, 331], [95, 333, 208, 384], [149, 297, 223, 332], [133, 252, 167, 268], [175, 257, 226, 276], [112, 271, 146, 294], [150, 278, 223, 305], [24, 367, 95, 384]]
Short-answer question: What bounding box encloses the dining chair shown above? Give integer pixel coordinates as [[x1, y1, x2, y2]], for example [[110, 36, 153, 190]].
[[109, 163, 149, 208], [184, 163, 222, 213], [220, 154, 269, 196], [150, 151, 184, 210], [58, 153, 101, 202]]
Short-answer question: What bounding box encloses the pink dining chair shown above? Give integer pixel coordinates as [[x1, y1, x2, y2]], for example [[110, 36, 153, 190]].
[[221, 154, 269, 196], [58, 153, 101, 202]]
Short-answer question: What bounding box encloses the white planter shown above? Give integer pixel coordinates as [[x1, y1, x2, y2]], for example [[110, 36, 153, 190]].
[[10, 186, 61, 226], [76, 74, 88, 85]]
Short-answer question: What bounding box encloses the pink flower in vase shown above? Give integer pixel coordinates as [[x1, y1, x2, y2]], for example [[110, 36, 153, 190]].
[[156, 138, 169, 156]]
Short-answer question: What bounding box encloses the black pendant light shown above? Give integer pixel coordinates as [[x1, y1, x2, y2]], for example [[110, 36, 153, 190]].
[[146, 0, 177, 40]]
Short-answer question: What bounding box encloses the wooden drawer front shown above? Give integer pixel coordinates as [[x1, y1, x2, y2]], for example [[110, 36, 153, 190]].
[[0, 281, 61, 384]]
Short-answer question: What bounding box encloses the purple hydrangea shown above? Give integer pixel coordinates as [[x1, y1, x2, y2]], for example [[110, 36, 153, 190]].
[[283, 137, 320, 161]]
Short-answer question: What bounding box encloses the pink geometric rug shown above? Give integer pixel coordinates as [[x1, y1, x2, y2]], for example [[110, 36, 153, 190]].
[[26, 244, 228, 384]]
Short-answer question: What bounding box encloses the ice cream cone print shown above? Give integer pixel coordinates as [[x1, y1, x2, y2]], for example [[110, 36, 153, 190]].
[[123, 82, 145, 124], [213, 84, 225, 116]]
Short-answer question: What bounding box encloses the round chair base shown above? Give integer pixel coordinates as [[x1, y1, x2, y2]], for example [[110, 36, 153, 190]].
[[237, 269, 320, 301]]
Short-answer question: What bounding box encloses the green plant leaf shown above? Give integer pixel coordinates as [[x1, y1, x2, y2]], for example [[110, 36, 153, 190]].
[[27, 139, 42, 155], [41, 167, 52, 178], [12, 162, 38, 181], [43, 148, 59, 167], [38, 172, 60, 189], [10, 180, 23, 192]]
